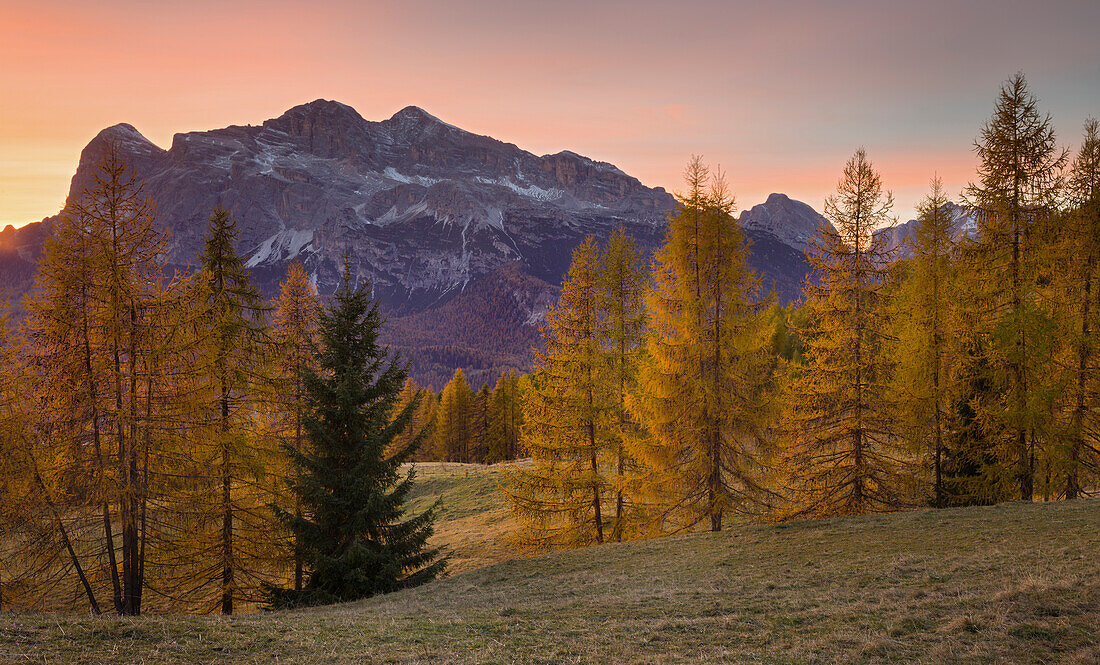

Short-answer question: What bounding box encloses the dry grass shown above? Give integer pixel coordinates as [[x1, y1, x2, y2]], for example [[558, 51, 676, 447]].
[[2, 475, 1097, 664], [403, 461, 524, 575]]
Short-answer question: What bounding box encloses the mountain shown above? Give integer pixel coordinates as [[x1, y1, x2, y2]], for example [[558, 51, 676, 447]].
[[65, 100, 674, 308], [736, 193, 833, 303], [6, 101, 829, 387], [738, 192, 833, 254], [873, 201, 977, 258]]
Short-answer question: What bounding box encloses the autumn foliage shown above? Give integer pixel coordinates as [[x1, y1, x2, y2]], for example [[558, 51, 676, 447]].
[[1, 73, 1097, 615]]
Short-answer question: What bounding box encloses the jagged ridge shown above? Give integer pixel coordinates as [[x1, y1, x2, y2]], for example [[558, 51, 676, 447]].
[[9, 101, 842, 385]]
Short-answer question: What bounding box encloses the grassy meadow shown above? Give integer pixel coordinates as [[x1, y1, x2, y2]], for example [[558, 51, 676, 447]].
[[2, 463, 1098, 664], [402, 462, 525, 575]]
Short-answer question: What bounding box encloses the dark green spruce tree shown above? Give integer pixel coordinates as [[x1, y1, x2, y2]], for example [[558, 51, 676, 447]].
[[266, 262, 445, 608]]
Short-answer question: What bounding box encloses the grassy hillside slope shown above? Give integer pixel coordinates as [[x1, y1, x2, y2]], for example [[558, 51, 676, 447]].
[[402, 462, 521, 575], [2, 494, 1097, 664]]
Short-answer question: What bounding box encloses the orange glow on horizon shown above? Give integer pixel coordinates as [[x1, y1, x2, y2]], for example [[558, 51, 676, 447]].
[[2, 0, 1097, 228]]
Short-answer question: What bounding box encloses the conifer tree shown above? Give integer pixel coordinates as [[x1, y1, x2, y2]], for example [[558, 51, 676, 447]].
[[438, 369, 473, 462], [599, 228, 647, 540], [0, 313, 63, 613], [629, 159, 773, 532], [960, 72, 1068, 501], [488, 371, 523, 462], [391, 378, 436, 461], [890, 177, 959, 505], [780, 148, 912, 518], [266, 264, 444, 607], [1058, 118, 1100, 498], [406, 383, 442, 462], [184, 207, 278, 614], [470, 384, 491, 463], [22, 140, 168, 614], [767, 303, 807, 363], [272, 262, 321, 592], [507, 237, 613, 547], [939, 341, 1008, 505]]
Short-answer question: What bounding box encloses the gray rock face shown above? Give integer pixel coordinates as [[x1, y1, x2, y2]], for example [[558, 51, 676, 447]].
[[69, 100, 673, 308], [10, 100, 840, 385], [738, 193, 834, 255], [873, 202, 977, 258]]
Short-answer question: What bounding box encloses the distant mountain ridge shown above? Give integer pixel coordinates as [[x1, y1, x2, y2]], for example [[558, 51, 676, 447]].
[[873, 201, 978, 258], [63, 100, 674, 307], [5, 101, 836, 386]]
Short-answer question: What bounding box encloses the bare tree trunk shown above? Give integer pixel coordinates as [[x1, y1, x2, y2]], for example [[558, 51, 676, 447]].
[[30, 463, 100, 614], [587, 298, 603, 544], [220, 369, 234, 615], [295, 370, 304, 592], [932, 255, 945, 507], [1012, 180, 1033, 501], [81, 289, 122, 613], [853, 205, 865, 512]]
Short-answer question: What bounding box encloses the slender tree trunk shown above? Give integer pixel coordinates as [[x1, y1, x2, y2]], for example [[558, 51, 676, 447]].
[[853, 206, 865, 512], [708, 431, 722, 532], [113, 331, 134, 615], [121, 302, 142, 616], [709, 215, 724, 533], [138, 398, 149, 614], [31, 463, 101, 614], [220, 369, 234, 615], [614, 451, 625, 542], [589, 422, 604, 545], [295, 363, 304, 592], [137, 341, 154, 614], [1011, 172, 1033, 501], [1043, 456, 1051, 502], [81, 287, 122, 613], [108, 208, 136, 615], [586, 288, 603, 544], [614, 334, 626, 542], [932, 267, 944, 507]]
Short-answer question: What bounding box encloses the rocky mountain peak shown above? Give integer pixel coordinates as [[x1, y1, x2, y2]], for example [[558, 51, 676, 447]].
[[376, 105, 471, 148], [275, 99, 366, 126], [257, 99, 371, 158], [390, 105, 450, 126], [84, 123, 162, 157], [67, 124, 165, 201], [738, 192, 833, 254]]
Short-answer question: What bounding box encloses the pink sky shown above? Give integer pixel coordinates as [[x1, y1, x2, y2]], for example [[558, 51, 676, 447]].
[[2, 0, 1098, 227]]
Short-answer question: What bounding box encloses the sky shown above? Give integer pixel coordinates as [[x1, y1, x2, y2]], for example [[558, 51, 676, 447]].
[[1, 0, 1098, 228]]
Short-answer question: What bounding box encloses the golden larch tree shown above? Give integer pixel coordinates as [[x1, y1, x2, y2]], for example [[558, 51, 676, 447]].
[[628, 158, 773, 533], [506, 237, 615, 547], [889, 177, 959, 505], [488, 370, 523, 463], [272, 262, 321, 592], [22, 140, 169, 614], [438, 368, 473, 462], [177, 207, 280, 614], [598, 227, 648, 540], [779, 148, 913, 518], [960, 72, 1067, 501], [1056, 118, 1100, 498]]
